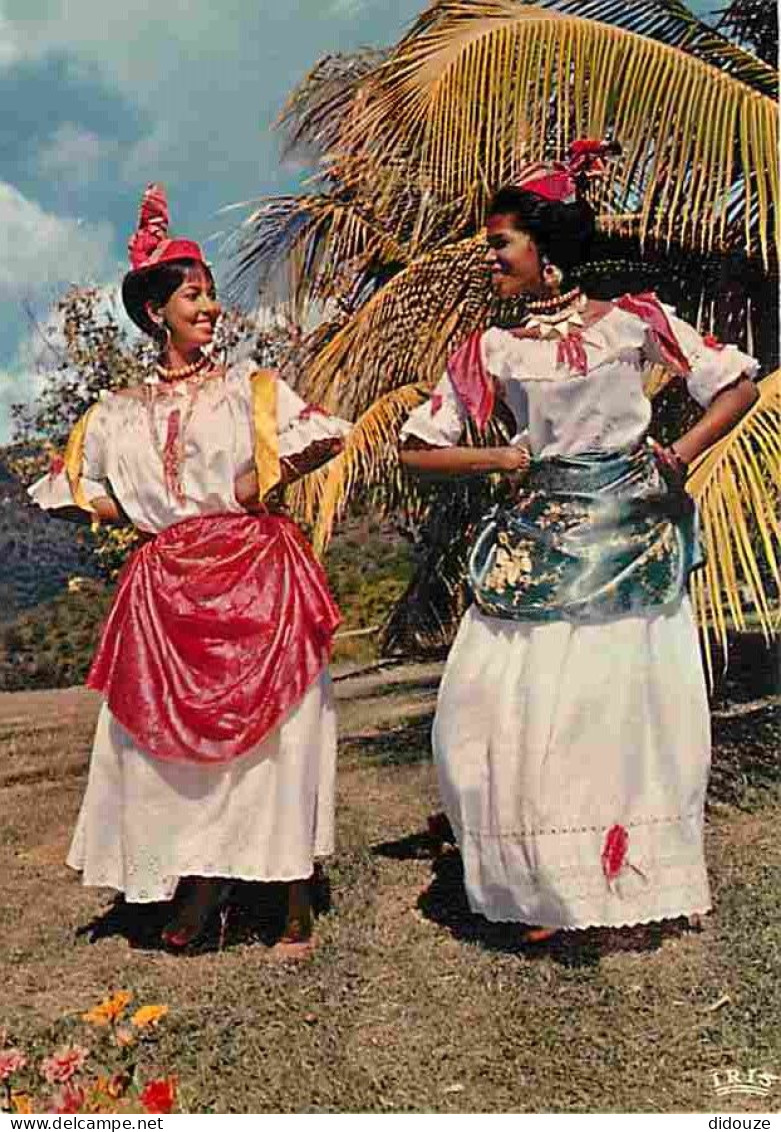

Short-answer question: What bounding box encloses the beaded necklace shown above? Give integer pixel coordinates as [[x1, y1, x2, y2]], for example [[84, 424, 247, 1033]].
[[523, 287, 588, 340], [144, 362, 220, 505]]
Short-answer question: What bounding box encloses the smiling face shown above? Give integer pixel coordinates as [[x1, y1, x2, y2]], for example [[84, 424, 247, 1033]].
[[485, 213, 544, 299], [149, 263, 221, 355]]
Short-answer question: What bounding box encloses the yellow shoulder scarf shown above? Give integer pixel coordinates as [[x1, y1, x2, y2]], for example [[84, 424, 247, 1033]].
[[250, 368, 282, 500], [62, 372, 282, 512], [62, 403, 100, 514]]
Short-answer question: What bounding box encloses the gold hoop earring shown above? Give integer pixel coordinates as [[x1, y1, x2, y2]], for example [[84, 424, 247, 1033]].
[[542, 258, 563, 296]]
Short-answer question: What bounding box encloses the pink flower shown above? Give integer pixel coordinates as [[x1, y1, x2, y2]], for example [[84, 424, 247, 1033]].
[[298, 403, 329, 420], [0, 1049, 27, 1081], [601, 824, 629, 883], [40, 1045, 89, 1085]]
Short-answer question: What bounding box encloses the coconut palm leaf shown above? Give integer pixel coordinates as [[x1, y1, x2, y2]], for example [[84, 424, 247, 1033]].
[[336, 0, 777, 265], [718, 0, 778, 67], [301, 384, 430, 553], [300, 234, 494, 419], [528, 0, 777, 95], [223, 192, 406, 313], [687, 369, 781, 678], [278, 48, 388, 159]]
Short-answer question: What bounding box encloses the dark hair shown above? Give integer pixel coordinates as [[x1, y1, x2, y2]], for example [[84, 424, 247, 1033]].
[[487, 187, 596, 274], [121, 259, 215, 343]]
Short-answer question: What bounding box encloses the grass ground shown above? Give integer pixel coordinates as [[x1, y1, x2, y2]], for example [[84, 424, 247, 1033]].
[[0, 666, 778, 1113]]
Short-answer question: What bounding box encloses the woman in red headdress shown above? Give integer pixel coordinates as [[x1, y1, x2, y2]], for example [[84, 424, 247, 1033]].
[[400, 143, 759, 940], [30, 184, 350, 953]]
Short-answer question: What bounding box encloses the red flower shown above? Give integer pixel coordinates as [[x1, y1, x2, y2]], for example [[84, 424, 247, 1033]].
[[430, 392, 443, 416], [141, 1077, 177, 1114], [48, 456, 65, 478], [51, 1084, 85, 1114], [703, 333, 726, 352], [298, 404, 329, 420], [601, 824, 629, 883]]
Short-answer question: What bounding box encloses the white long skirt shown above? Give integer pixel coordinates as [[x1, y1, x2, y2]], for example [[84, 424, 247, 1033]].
[[433, 599, 712, 929], [67, 673, 336, 903]]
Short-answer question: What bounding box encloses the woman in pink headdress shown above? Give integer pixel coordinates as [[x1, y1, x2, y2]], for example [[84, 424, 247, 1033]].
[[30, 184, 350, 953], [400, 142, 759, 941]]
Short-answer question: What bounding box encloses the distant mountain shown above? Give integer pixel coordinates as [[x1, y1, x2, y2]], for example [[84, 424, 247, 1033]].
[[0, 452, 100, 622]]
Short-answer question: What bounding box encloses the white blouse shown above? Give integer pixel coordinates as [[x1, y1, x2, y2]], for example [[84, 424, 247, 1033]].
[[30, 360, 351, 534], [400, 306, 758, 457]]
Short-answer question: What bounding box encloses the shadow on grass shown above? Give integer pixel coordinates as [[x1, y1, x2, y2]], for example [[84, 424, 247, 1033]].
[[376, 826, 693, 968], [418, 851, 695, 968], [342, 712, 434, 767], [709, 702, 780, 808], [75, 871, 332, 955]]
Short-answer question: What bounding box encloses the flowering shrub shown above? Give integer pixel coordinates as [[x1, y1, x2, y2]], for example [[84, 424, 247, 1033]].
[[0, 993, 178, 1114]]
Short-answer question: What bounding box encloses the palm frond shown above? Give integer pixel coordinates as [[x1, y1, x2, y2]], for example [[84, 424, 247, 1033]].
[[717, 0, 778, 67], [336, 1, 777, 265], [224, 193, 405, 313], [278, 48, 388, 158], [300, 235, 493, 420], [307, 384, 429, 553], [530, 0, 777, 96], [687, 369, 781, 679]]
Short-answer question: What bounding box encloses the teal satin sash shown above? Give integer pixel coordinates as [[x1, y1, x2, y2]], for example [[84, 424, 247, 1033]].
[[468, 443, 703, 623]]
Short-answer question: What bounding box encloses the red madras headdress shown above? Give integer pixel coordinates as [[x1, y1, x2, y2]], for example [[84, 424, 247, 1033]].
[[126, 183, 207, 274], [515, 138, 621, 203]]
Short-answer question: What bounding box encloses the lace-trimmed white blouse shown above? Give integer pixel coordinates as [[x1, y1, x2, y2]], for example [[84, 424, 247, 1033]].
[[30, 359, 351, 533], [400, 306, 758, 456]]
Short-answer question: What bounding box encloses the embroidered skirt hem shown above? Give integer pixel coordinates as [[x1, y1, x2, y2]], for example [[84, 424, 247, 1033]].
[[67, 673, 336, 903], [433, 600, 712, 929]]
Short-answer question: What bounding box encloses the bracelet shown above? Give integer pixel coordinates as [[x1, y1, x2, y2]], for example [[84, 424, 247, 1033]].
[[666, 446, 689, 473]]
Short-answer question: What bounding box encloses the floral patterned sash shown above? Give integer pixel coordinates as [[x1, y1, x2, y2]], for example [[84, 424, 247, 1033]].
[[468, 444, 702, 622]]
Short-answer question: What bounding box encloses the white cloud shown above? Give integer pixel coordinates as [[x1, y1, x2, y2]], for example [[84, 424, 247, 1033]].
[[0, 182, 115, 300], [37, 123, 115, 187]]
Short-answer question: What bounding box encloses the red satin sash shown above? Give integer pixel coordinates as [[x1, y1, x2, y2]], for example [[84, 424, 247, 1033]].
[[87, 513, 340, 764]]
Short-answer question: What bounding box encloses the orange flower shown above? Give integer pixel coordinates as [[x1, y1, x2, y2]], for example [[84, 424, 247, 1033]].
[[11, 1092, 33, 1114], [82, 991, 133, 1026], [107, 1073, 131, 1099], [114, 1028, 136, 1049], [130, 1005, 169, 1030], [140, 1076, 177, 1114]]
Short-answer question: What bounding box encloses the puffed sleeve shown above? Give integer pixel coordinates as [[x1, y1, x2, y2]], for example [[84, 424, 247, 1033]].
[[646, 311, 759, 409], [28, 403, 109, 513], [399, 371, 468, 447], [274, 379, 351, 459]]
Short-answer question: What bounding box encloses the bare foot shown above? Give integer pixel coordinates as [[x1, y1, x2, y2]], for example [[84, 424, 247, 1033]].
[[162, 878, 233, 951], [270, 935, 315, 961], [269, 880, 314, 960]]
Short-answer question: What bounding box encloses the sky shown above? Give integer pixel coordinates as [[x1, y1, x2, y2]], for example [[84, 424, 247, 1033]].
[[0, 0, 716, 442]]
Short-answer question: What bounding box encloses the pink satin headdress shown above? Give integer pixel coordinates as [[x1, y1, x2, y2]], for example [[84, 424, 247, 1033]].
[[127, 183, 206, 273], [516, 139, 621, 203]]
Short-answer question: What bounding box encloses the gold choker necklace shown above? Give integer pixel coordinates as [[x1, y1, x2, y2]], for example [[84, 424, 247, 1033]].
[[524, 289, 587, 340], [525, 286, 583, 315], [155, 353, 210, 381]]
